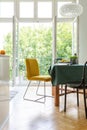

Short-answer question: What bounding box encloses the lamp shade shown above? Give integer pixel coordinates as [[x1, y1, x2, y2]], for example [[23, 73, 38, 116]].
[[59, 3, 83, 18]]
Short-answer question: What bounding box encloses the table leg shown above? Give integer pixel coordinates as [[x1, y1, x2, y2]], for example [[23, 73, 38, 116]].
[[52, 86, 59, 106]]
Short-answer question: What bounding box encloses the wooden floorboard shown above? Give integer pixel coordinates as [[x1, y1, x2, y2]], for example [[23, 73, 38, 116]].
[[2, 86, 87, 130]]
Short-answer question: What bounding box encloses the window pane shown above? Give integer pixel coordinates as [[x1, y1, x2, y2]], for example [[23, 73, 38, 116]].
[[38, 2, 52, 18], [0, 23, 12, 81], [19, 23, 52, 75], [0, 23, 12, 49], [0, 2, 14, 18], [20, 2, 34, 18], [56, 22, 72, 59]]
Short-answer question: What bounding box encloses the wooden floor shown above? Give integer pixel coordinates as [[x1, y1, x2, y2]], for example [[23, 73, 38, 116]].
[[2, 86, 87, 130]]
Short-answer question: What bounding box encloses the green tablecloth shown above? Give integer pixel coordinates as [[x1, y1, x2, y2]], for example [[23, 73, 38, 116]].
[[50, 64, 84, 86]]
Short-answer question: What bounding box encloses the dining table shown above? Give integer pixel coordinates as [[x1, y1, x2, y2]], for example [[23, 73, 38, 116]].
[[49, 63, 86, 106]]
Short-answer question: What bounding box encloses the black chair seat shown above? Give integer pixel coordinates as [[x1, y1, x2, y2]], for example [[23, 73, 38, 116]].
[[67, 81, 81, 88]]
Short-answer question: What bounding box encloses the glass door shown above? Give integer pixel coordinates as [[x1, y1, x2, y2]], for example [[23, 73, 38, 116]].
[[12, 16, 19, 86], [56, 22, 72, 61]]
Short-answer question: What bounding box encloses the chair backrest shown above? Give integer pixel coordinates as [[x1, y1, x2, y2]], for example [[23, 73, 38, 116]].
[[25, 58, 40, 80], [81, 61, 87, 85]]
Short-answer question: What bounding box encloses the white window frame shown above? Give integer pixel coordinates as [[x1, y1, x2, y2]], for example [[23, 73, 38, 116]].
[[0, 0, 79, 84], [0, 0, 77, 22]]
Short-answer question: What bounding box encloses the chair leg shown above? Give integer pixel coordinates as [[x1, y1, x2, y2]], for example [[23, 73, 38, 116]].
[[23, 81, 31, 99], [44, 82, 46, 102], [77, 88, 79, 107], [23, 81, 46, 103], [83, 88, 87, 119], [64, 85, 67, 112], [36, 81, 53, 98], [35, 81, 46, 103], [36, 81, 41, 95]]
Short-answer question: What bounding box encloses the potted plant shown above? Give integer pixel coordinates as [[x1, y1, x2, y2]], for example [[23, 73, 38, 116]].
[[70, 54, 78, 64]]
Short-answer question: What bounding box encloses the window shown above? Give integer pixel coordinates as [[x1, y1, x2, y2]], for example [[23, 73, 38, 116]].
[[0, 23, 12, 80], [0, 0, 78, 85], [56, 22, 72, 59], [20, 2, 34, 18], [19, 23, 52, 75], [0, 23, 12, 49], [38, 2, 52, 18], [0, 2, 14, 18]]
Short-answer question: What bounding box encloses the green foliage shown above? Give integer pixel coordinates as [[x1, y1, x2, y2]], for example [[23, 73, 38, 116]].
[[4, 33, 13, 78], [56, 23, 72, 59], [70, 56, 77, 60], [3, 23, 72, 78], [18, 25, 52, 75]]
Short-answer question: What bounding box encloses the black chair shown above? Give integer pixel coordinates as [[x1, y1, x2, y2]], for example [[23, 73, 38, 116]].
[[64, 61, 87, 118]]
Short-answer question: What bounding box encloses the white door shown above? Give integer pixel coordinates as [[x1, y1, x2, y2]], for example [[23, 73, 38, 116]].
[[12, 16, 19, 87]]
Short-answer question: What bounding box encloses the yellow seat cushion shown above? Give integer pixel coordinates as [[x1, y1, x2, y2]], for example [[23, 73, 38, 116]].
[[30, 75, 51, 82]]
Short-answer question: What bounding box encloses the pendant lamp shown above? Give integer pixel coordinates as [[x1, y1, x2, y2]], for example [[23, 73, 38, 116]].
[[59, 3, 83, 18]]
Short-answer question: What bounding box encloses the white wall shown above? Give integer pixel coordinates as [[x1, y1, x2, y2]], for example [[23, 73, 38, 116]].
[[79, 0, 87, 64]]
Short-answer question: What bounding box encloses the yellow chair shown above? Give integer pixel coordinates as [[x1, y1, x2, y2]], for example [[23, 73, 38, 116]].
[[23, 58, 52, 103]]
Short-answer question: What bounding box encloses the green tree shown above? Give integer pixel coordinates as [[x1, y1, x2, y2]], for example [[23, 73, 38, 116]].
[[4, 33, 12, 78], [3, 23, 72, 78], [19, 25, 52, 74], [56, 23, 72, 59]]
